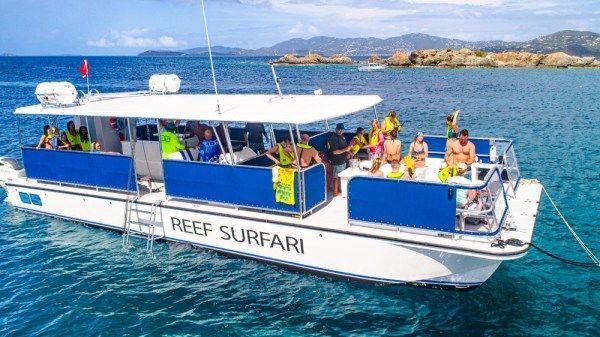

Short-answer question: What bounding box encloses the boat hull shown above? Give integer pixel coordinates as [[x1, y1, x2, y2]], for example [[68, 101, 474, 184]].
[[5, 182, 510, 289]]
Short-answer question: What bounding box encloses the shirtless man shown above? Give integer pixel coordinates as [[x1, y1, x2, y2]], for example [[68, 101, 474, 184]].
[[445, 129, 476, 166]]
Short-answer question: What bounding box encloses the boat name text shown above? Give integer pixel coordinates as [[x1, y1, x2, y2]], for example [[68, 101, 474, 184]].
[[171, 217, 305, 254]]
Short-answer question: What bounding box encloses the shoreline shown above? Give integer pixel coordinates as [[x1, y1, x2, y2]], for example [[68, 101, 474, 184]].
[[272, 49, 600, 68]]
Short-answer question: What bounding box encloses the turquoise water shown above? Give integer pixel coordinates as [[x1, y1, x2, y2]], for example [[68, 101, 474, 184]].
[[0, 57, 598, 336]]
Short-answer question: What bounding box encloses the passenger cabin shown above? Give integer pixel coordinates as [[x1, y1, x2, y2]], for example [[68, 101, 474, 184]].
[[15, 92, 521, 237]]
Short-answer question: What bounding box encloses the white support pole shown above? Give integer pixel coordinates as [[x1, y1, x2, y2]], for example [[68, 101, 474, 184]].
[[200, 0, 221, 114], [288, 124, 303, 217]]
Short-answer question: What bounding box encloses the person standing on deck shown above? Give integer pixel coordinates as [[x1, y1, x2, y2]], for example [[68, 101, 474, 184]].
[[381, 110, 401, 137], [297, 134, 322, 168], [329, 123, 352, 196], [244, 122, 268, 153], [368, 119, 384, 157], [350, 127, 370, 158], [445, 110, 460, 150], [63, 121, 81, 150], [160, 122, 186, 159]]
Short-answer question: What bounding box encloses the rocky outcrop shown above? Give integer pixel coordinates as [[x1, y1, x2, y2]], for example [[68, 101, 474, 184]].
[[272, 53, 352, 65], [540, 52, 596, 67], [384, 51, 411, 66], [368, 54, 382, 63], [274, 49, 600, 68]]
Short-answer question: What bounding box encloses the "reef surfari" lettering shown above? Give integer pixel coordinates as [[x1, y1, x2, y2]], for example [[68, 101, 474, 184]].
[[171, 217, 305, 254]]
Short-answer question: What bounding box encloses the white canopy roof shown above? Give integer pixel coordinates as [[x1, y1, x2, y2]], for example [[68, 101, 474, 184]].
[[15, 93, 382, 124]]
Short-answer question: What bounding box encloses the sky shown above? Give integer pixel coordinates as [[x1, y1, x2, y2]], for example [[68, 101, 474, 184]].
[[0, 0, 598, 55]]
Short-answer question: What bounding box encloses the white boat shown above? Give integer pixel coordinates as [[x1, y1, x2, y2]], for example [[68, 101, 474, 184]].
[[1, 80, 543, 290], [358, 62, 386, 72]]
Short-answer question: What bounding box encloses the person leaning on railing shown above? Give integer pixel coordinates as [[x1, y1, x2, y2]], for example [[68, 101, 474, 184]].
[[265, 135, 295, 168], [297, 134, 321, 168], [36, 125, 52, 149]]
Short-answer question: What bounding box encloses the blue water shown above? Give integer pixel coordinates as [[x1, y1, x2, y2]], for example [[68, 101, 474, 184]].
[[0, 57, 598, 336]]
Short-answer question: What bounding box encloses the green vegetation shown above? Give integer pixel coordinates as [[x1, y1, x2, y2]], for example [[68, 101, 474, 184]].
[[475, 50, 487, 57]]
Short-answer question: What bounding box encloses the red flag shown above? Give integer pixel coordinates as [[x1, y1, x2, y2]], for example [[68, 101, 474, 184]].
[[79, 59, 89, 78]]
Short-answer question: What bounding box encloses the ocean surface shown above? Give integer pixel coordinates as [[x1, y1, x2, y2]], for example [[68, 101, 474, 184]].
[[0, 56, 598, 336]]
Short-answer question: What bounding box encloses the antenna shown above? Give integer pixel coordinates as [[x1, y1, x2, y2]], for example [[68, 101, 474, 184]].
[[200, 0, 221, 113], [269, 61, 283, 96]]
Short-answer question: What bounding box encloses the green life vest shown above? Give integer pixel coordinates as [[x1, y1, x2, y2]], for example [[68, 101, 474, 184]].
[[297, 143, 312, 149], [387, 171, 404, 179], [277, 143, 295, 166], [160, 130, 185, 159], [80, 139, 91, 151], [65, 130, 80, 146]]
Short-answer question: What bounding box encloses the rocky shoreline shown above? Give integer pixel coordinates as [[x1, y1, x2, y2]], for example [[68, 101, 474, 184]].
[[273, 49, 600, 68]]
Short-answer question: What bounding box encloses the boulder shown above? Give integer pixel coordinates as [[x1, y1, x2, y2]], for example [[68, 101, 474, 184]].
[[327, 54, 353, 64], [368, 54, 382, 63], [273, 54, 301, 64], [490, 52, 543, 67], [385, 51, 411, 66], [540, 52, 576, 67]]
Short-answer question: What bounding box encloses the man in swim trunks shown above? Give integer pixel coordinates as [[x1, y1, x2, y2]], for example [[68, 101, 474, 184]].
[[445, 129, 475, 167]]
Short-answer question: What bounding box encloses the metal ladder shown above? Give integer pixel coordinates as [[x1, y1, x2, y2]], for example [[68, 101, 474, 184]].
[[122, 198, 164, 254]]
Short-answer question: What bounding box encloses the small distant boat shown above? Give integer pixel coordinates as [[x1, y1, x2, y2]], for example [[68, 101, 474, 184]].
[[358, 62, 386, 72]]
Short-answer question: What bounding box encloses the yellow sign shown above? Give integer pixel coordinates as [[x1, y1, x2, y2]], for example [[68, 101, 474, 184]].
[[275, 168, 296, 205]]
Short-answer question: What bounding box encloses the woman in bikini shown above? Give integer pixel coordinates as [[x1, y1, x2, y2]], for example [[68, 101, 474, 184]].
[[409, 131, 428, 168]]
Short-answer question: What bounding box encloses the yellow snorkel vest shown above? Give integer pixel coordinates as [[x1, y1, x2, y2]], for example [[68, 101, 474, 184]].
[[277, 143, 295, 166]]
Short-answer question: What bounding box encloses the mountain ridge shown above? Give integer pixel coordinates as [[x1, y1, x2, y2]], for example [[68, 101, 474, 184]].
[[139, 30, 600, 58]]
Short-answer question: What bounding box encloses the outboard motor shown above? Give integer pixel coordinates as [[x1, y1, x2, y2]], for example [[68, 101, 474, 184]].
[[0, 157, 25, 187]]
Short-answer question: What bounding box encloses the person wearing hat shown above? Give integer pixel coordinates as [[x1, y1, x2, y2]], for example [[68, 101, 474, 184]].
[[408, 131, 429, 168], [448, 163, 480, 209], [328, 123, 353, 196], [160, 122, 186, 159], [297, 134, 321, 168]]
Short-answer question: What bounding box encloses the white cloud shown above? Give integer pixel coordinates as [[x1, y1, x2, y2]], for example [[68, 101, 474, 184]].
[[288, 22, 303, 34], [87, 28, 187, 48], [287, 22, 320, 35], [406, 0, 504, 6]]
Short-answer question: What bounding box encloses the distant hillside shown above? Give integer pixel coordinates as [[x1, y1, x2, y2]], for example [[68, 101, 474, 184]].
[[139, 45, 246, 57], [138, 30, 600, 58], [484, 30, 600, 57]]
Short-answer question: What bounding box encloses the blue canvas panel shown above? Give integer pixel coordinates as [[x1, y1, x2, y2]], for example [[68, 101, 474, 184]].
[[348, 177, 457, 233], [302, 164, 326, 212], [21, 147, 137, 192], [164, 160, 300, 213]]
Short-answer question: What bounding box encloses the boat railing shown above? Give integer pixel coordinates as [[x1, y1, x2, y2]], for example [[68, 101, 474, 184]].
[[20, 146, 138, 192], [162, 159, 326, 217], [346, 165, 509, 237]]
